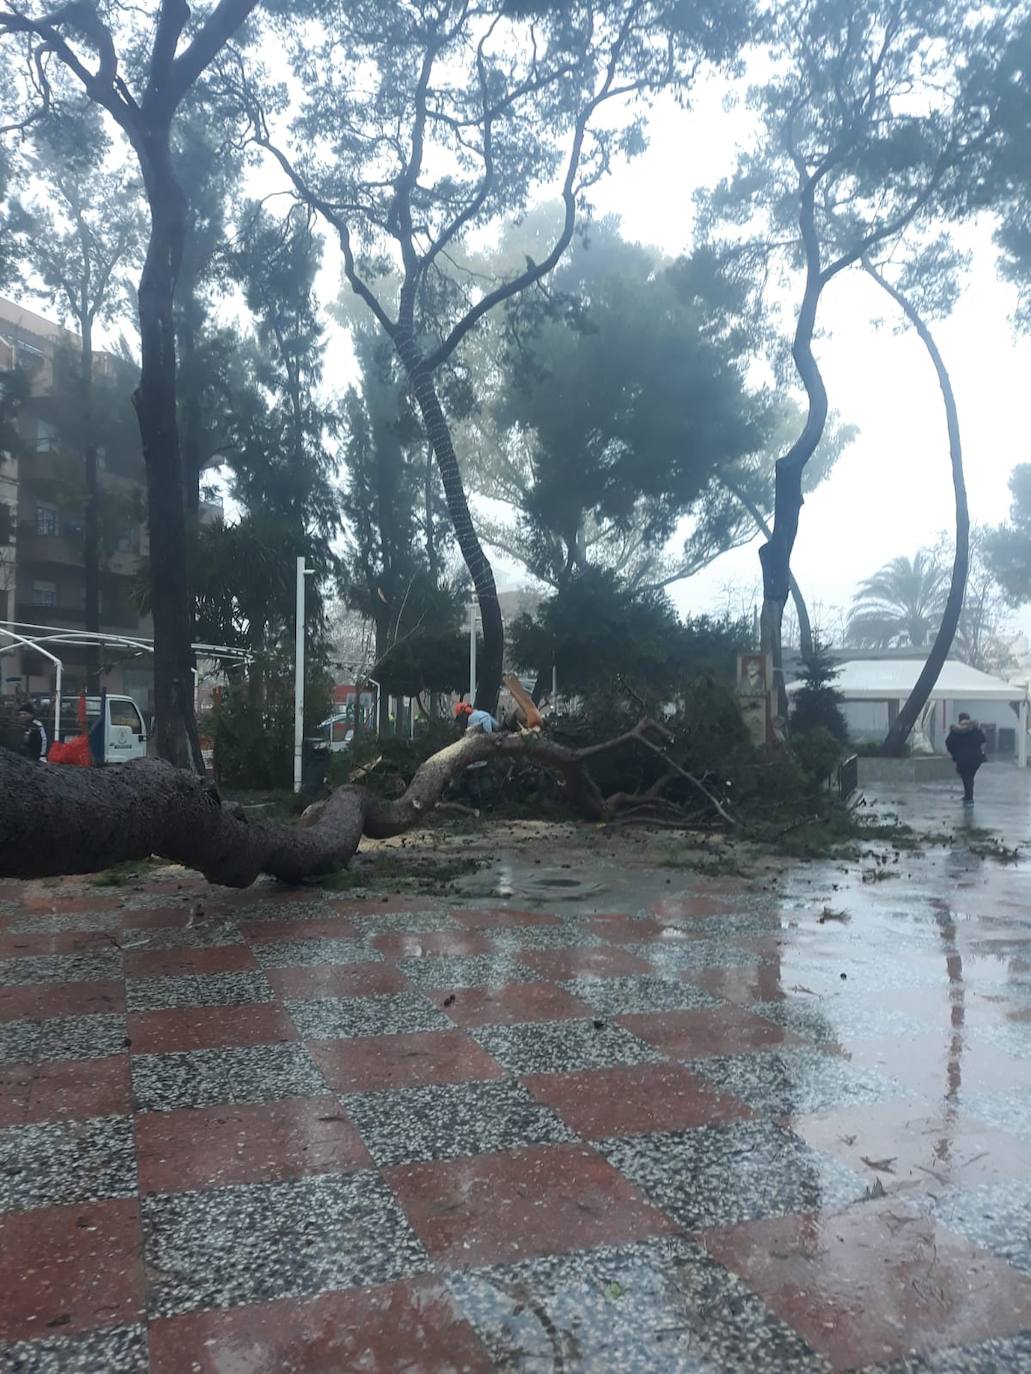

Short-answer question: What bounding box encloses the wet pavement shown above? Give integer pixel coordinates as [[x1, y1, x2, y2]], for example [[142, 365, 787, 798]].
[[2, 765, 1031, 1371]]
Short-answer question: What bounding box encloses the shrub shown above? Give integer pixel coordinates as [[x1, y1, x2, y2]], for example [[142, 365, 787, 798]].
[[792, 726, 845, 788], [790, 643, 849, 743]]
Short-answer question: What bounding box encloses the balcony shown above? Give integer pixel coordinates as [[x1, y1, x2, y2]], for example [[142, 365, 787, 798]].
[[14, 602, 145, 633], [16, 527, 84, 568]]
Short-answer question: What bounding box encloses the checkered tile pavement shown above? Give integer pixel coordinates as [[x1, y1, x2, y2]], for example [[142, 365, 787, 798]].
[[2, 875, 1031, 1372]]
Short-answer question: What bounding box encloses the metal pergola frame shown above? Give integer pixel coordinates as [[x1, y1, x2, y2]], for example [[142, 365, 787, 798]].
[[1, 620, 253, 743]]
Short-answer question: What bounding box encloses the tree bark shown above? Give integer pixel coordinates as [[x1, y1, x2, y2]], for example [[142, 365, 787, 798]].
[[396, 341, 503, 714], [0, 716, 683, 886], [132, 132, 204, 773], [758, 182, 830, 721], [80, 317, 101, 678], [868, 261, 969, 757], [723, 477, 814, 659]]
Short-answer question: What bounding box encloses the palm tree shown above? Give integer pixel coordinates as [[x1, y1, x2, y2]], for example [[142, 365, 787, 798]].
[[846, 553, 948, 649]]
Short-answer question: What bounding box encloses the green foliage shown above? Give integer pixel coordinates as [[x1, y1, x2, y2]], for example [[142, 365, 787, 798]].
[[985, 464, 1031, 607], [510, 568, 750, 704], [207, 664, 332, 790], [791, 726, 845, 789], [376, 630, 469, 698], [847, 552, 948, 649], [475, 223, 771, 588], [790, 644, 848, 743], [547, 678, 758, 811], [336, 327, 459, 685]]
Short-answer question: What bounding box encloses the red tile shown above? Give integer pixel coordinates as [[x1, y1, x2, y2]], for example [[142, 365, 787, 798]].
[[794, 1100, 1031, 1196], [582, 915, 694, 943], [437, 982, 594, 1027], [650, 896, 734, 919], [701, 1200, 1031, 1371], [0, 929, 115, 958], [123, 944, 257, 978], [265, 963, 410, 1000], [617, 1006, 805, 1059], [844, 1034, 1031, 1099], [17, 893, 125, 915], [0, 1199, 145, 1343], [451, 907, 563, 930], [308, 1030, 505, 1093], [241, 917, 360, 942], [127, 1003, 297, 1054], [520, 947, 654, 980], [372, 931, 497, 959], [0, 982, 124, 1023], [136, 1096, 370, 1193], [326, 897, 430, 916], [522, 1063, 753, 1138], [0, 1056, 131, 1128], [149, 1277, 492, 1374], [223, 887, 317, 910], [120, 908, 194, 932], [685, 964, 792, 1007], [386, 1142, 675, 1268]]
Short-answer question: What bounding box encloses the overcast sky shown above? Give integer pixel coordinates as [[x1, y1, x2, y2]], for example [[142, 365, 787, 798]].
[[462, 77, 1031, 638], [14, 51, 1029, 643]]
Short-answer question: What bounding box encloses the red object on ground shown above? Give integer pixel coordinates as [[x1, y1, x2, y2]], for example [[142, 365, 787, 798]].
[[48, 735, 91, 767]]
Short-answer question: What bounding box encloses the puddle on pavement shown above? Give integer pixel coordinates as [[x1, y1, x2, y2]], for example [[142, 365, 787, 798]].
[[453, 860, 608, 903]]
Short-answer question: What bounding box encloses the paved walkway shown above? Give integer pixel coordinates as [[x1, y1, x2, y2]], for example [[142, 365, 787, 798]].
[[1, 767, 1031, 1371]]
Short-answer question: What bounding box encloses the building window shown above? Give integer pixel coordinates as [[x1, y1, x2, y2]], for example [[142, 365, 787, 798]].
[[36, 420, 58, 452], [0, 503, 10, 545], [32, 580, 57, 608], [35, 502, 58, 536]]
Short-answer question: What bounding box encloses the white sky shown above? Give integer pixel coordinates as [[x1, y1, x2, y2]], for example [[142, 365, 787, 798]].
[[467, 80, 1031, 636]]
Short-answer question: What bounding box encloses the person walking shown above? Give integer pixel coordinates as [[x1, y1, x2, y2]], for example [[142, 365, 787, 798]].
[[17, 703, 49, 763], [945, 712, 987, 804]]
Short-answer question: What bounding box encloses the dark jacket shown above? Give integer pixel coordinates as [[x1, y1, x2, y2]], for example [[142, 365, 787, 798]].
[[20, 717, 47, 762], [946, 721, 986, 769]]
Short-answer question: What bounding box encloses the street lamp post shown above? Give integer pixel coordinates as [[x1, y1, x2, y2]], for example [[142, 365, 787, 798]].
[[293, 556, 316, 794], [468, 598, 479, 702]]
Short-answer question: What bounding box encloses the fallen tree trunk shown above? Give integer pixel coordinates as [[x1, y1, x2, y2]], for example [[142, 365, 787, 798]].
[[0, 718, 711, 888]]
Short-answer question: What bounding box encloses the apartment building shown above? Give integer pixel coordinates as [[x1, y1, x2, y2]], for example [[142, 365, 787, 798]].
[[0, 295, 155, 709]]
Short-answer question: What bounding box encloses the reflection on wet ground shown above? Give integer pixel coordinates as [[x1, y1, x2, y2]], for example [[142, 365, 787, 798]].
[[2, 766, 1031, 1370]]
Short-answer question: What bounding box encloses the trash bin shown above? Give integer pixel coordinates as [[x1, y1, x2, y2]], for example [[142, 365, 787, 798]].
[[301, 739, 329, 792]]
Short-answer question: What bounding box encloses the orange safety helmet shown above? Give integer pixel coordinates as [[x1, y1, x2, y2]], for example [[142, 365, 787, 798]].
[[454, 701, 474, 718]]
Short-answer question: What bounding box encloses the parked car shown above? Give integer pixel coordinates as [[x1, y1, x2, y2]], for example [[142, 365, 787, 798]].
[[55, 694, 148, 764], [314, 712, 356, 753]]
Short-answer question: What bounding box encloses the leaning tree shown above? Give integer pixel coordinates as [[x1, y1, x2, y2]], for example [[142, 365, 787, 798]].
[[861, 242, 970, 755], [702, 0, 990, 718], [0, 0, 263, 770], [243, 0, 753, 712]]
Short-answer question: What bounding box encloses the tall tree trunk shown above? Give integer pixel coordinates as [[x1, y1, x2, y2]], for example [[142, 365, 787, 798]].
[[759, 184, 829, 720], [723, 477, 814, 660], [80, 318, 101, 680], [397, 342, 503, 713], [133, 132, 203, 773], [868, 261, 969, 757]]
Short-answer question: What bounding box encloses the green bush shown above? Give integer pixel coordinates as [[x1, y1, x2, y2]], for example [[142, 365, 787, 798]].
[[208, 663, 332, 790], [791, 726, 845, 787], [790, 643, 849, 743]]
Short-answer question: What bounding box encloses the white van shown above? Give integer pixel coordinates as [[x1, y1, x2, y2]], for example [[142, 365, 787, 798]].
[[315, 712, 355, 753], [57, 694, 148, 764]]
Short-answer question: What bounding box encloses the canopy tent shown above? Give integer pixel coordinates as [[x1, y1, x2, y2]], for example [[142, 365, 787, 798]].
[[789, 658, 1030, 765], [804, 659, 1027, 702]]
